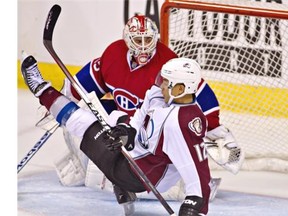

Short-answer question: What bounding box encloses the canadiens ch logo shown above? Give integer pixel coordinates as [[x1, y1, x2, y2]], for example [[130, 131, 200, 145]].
[[188, 117, 202, 136], [113, 88, 140, 111]]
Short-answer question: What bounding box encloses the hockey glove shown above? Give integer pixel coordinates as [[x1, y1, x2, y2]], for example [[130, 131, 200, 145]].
[[106, 123, 136, 152], [178, 196, 204, 216], [204, 125, 245, 174]]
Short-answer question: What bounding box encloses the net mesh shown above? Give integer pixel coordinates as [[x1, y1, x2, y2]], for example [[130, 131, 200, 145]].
[[162, 0, 288, 172]]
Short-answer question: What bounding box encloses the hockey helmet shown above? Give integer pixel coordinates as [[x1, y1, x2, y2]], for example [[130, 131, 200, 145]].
[[160, 57, 201, 96], [123, 14, 158, 65]]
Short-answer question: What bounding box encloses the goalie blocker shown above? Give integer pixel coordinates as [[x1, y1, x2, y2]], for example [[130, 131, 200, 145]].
[[204, 125, 245, 175]]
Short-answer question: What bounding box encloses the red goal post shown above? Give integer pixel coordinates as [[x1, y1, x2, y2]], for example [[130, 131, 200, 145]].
[[160, 0, 288, 173]]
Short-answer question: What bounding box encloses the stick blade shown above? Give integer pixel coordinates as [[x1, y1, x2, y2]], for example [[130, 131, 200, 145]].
[[43, 4, 61, 41]]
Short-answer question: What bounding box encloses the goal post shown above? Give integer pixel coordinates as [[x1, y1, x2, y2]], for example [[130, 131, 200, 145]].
[[160, 0, 288, 173]]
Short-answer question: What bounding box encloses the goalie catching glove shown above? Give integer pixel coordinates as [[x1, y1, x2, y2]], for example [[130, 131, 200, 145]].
[[105, 123, 136, 152], [204, 125, 245, 174]]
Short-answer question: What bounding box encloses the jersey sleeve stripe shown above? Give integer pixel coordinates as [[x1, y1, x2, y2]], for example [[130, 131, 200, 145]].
[[196, 81, 220, 114], [75, 62, 106, 97]]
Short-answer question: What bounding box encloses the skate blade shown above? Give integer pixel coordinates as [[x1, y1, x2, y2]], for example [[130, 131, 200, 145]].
[[209, 178, 222, 202], [122, 202, 135, 216]]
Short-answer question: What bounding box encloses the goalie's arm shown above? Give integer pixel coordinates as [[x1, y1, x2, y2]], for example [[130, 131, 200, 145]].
[[196, 79, 220, 131], [63, 58, 106, 100], [61, 58, 117, 114]]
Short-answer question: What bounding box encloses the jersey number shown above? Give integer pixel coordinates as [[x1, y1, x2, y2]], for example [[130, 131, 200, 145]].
[[194, 142, 208, 162]]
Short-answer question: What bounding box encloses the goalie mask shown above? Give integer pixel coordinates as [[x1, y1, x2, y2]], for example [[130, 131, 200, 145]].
[[158, 57, 201, 104], [123, 14, 158, 65]]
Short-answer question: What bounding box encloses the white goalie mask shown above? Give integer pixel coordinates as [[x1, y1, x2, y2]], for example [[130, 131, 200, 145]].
[[123, 14, 158, 65], [159, 58, 202, 103]]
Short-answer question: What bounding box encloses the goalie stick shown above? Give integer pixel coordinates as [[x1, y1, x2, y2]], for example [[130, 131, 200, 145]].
[[43, 5, 176, 216], [17, 123, 59, 173]]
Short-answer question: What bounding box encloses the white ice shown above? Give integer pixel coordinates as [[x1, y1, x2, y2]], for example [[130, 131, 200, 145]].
[[17, 89, 288, 216]]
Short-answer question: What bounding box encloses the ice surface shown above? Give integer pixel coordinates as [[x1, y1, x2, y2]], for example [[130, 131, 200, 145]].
[[18, 90, 288, 216], [18, 168, 288, 216]]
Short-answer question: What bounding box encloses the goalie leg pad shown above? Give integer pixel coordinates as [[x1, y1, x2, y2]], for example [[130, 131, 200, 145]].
[[85, 162, 112, 189], [54, 149, 86, 186], [62, 127, 89, 171]]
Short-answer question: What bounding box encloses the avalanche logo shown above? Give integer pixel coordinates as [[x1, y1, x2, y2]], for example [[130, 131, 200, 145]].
[[137, 118, 154, 149], [137, 127, 149, 149], [188, 117, 202, 136], [113, 88, 140, 111]]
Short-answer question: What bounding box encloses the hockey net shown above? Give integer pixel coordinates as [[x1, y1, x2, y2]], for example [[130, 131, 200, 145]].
[[160, 0, 288, 173]]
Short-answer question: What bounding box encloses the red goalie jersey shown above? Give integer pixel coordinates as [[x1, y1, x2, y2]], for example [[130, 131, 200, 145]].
[[66, 39, 220, 131]]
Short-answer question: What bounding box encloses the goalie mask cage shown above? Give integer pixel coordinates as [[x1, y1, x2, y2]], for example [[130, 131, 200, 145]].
[[160, 0, 288, 173]]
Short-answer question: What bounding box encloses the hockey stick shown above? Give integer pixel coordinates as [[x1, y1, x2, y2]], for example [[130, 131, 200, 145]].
[[17, 123, 59, 173], [43, 5, 176, 216]]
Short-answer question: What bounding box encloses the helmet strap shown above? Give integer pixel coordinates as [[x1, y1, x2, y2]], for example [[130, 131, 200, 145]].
[[167, 84, 187, 105]]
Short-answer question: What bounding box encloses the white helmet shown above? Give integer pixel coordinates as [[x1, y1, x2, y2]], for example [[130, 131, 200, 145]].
[[161, 58, 201, 100], [123, 14, 158, 65]]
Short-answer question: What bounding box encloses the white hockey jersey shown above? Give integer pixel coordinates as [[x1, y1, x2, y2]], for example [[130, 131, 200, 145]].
[[129, 85, 211, 203]]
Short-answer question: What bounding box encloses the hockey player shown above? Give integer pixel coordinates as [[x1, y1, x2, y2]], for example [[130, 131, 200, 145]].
[[21, 55, 211, 216]]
